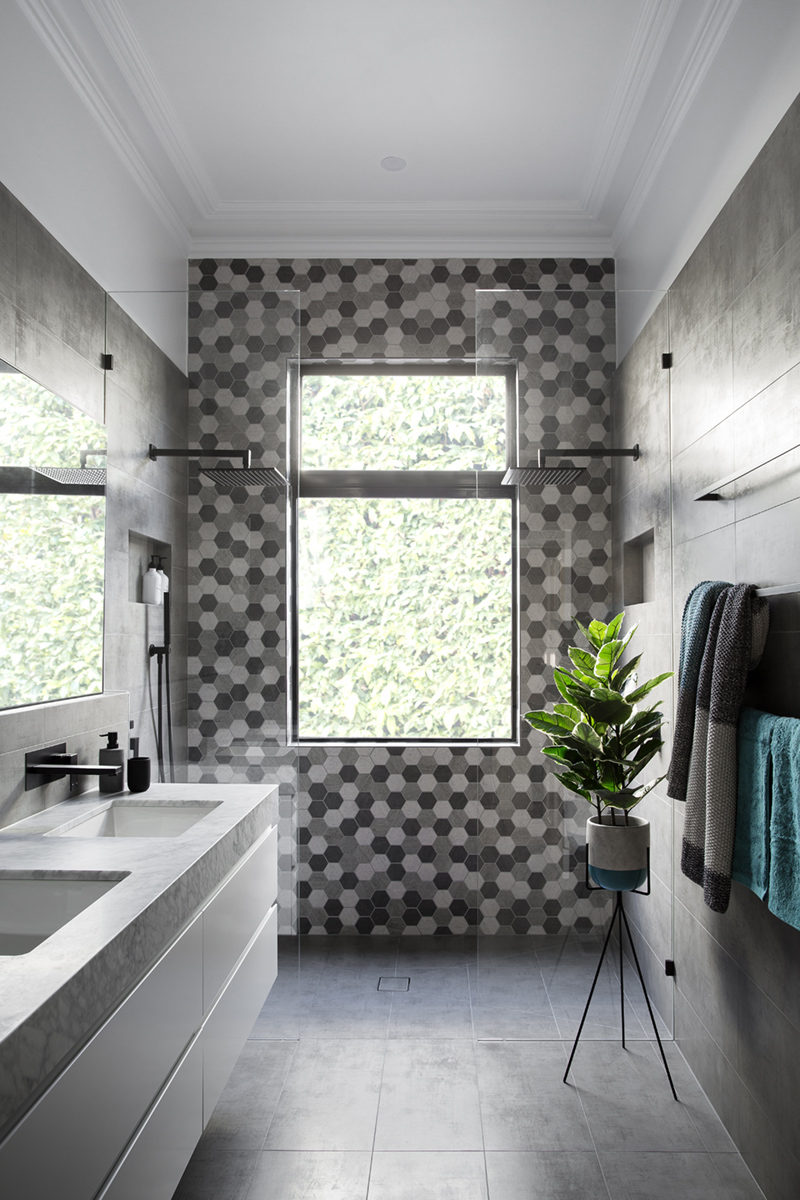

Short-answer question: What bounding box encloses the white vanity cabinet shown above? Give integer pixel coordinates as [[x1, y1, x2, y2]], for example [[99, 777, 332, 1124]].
[[0, 820, 278, 1200]]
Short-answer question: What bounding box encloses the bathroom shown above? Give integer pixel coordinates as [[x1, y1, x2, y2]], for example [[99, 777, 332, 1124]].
[[1, 2, 800, 1198]]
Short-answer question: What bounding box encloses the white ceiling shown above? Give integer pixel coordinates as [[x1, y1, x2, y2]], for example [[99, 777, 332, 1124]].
[[14, 0, 798, 257], [4, 0, 800, 364]]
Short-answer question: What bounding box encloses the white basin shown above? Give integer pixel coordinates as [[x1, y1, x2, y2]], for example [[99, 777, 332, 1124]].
[[54, 799, 221, 839], [0, 873, 127, 955]]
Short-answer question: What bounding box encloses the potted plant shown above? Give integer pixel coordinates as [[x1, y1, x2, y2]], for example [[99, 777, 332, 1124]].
[[524, 613, 672, 891]]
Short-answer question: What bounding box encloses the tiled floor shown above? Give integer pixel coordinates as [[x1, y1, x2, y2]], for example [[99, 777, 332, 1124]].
[[174, 935, 764, 1200]]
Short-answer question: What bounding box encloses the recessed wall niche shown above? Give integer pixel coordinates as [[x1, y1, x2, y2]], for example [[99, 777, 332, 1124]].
[[623, 528, 655, 605], [128, 531, 170, 603]]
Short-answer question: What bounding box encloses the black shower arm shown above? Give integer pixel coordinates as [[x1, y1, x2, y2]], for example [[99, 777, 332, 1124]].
[[537, 445, 639, 468], [148, 444, 252, 469]]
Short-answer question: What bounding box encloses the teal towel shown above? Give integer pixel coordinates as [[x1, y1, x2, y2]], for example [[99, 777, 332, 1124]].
[[767, 716, 800, 931], [732, 708, 776, 899]]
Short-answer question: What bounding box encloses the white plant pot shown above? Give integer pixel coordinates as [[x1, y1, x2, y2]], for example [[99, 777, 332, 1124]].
[[586, 813, 650, 891]]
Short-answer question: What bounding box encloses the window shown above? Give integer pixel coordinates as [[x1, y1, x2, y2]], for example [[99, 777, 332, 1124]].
[[291, 363, 517, 742]]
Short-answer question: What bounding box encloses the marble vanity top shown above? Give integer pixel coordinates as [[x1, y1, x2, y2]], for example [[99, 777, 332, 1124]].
[[0, 782, 277, 1140]]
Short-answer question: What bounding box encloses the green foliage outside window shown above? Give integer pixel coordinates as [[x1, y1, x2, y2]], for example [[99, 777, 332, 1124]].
[[296, 370, 514, 740]]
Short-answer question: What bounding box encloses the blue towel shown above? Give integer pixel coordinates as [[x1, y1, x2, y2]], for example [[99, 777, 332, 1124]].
[[732, 708, 776, 899], [668, 580, 731, 801], [767, 716, 800, 931]]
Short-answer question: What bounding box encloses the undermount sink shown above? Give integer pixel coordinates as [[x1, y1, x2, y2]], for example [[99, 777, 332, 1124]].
[[0, 872, 128, 956], [53, 799, 221, 839]]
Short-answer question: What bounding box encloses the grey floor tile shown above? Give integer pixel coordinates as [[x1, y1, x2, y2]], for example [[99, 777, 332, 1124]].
[[485, 1150, 609, 1200], [368, 1151, 488, 1200], [198, 1040, 296, 1151], [660, 1044, 738, 1153], [173, 1149, 259, 1200], [570, 1041, 705, 1152], [246, 1150, 371, 1199], [473, 1006, 562, 1041], [264, 1039, 384, 1151], [551, 996, 648, 1042], [387, 993, 474, 1039], [598, 1150, 765, 1200], [477, 1042, 594, 1152], [375, 1039, 483, 1151]]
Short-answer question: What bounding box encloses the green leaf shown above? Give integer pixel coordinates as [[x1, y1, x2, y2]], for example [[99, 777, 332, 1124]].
[[568, 646, 598, 679], [626, 671, 673, 703], [555, 770, 593, 800], [615, 654, 641, 691], [588, 618, 608, 646], [553, 702, 582, 724], [541, 745, 570, 762], [575, 618, 602, 650], [595, 635, 635, 680], [580, 692, 633, 725], [524, 710, 577, 737], [603, 612, 625, 643], [572, 722, 603, 752]]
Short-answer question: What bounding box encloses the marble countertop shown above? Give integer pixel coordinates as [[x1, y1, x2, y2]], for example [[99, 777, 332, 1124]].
[[0, 782, 277, 1140]]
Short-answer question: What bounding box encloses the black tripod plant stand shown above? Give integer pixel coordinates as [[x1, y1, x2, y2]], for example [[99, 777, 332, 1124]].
[[562, 888, 678, 1101]]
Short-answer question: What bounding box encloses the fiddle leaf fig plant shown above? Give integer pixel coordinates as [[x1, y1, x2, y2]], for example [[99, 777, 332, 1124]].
[[524, 613, 672, 821]]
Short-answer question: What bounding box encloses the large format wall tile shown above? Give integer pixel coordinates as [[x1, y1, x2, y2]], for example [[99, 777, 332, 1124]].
[[0, 183, 189, 824], [616, 87, 800, 1200]]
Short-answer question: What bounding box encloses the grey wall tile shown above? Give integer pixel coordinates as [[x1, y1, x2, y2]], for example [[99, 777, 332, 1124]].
[[728, 91, 800, 299], [669, 216, 735, 369], [15, 200, 105, 365], [731, 225, 800, 410], [616, 85, 800, 1200], [0, 183, 188, 823], [0, 182, 17, 308], [15, 309, 104, 423], [670, 309, 734, 456]]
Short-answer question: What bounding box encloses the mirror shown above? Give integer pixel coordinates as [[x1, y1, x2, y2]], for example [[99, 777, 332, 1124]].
[[0, 359, 106, 709]]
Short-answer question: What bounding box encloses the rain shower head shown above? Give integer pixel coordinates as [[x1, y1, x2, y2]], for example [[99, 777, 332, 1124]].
[[503, 463, 586, 488], [200, 465, 287, 491], [147, 445, 287, 493], [502, 445, 639, 490], [32, 466, 107, 487]]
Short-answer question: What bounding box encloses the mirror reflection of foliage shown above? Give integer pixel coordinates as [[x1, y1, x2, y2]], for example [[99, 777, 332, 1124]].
[[0, 369, 105, 708], [0, 371, 105, 466], [298, 497, 512, 739], [302, 373, 507, 471]]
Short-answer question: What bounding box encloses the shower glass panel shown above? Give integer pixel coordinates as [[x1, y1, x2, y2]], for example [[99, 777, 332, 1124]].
[[473, 286, 675, 1044], [108, 286, 302, 1037]]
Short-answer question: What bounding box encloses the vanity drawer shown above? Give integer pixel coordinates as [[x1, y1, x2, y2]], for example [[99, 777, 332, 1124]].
[[203, 902, 278, 1123], [202, 823, 277, 1011], [96, 1037, 203, 1200], [0, 917, 202, 1200]]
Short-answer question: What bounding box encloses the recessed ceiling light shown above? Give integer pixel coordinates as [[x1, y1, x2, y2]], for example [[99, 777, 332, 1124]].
[[380, 156, 407, 172]]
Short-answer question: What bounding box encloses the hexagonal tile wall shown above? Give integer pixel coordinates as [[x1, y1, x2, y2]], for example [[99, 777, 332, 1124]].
[[187, 258, 615, 935]]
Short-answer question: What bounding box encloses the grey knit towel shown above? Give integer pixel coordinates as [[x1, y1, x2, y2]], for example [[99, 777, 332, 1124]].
[[667, 581, 731, 801], [681, 583, 770, 912]]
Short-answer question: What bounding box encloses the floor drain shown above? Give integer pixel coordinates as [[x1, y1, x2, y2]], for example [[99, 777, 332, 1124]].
[[377, 976, 410, 992]]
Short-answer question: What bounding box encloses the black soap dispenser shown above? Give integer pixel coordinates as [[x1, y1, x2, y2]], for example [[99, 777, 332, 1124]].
[[99, 730, 124, 794], [127, 728, 151, 794]]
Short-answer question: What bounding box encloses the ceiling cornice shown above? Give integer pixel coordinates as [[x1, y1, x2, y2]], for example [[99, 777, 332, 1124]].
[[612, 0, 744, 245], [582, 0, 678, 214], [81, 0, 220, 215], [187, 201, 613, 259], [16, 0, 190, 245]]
